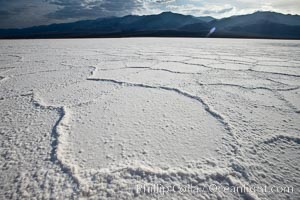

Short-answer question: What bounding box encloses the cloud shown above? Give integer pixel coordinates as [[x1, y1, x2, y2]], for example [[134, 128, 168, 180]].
[[263, 0, 300, 14], [46, 0, 144, 19], [46, 0, 181, 20], [0, 0, 58, 28], [154, 0, 176, 3], [0, 10, 11, 17], [202, 7, 233, 15], [165, 3, 236, 18]]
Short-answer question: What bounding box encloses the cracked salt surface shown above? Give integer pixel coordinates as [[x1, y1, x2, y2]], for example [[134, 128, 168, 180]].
[[0, 38, 300, 199]]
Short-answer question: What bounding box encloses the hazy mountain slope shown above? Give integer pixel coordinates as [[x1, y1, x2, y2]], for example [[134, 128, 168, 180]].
[[228, 21, 300, 39], [212, 11, 300, 30], [197, 16, 215, 22], [179, 22, 210, 32], [127, 12, 201, 31]]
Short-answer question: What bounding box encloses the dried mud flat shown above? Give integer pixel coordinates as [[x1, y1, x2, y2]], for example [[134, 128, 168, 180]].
[[0, 38, 299, 199]]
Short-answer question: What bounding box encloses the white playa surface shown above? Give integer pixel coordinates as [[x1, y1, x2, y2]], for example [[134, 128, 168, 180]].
[[0, 38, 299, 199]]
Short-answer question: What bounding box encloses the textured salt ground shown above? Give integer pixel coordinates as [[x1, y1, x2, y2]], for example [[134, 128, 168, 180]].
[[0, 38, 300, 199], [64, 86, 233, 169], [0, 95, 77, 199]]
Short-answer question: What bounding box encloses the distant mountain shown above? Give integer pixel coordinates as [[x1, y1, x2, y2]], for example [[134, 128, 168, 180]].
[[212, 11, 300, 29], [197, 16, 215, 22], [179, 22, 210, 33], [0, 11, 299, 39], [224, 21, 300, 38], [210, 11, 300, 39], [126, 12, 200, 30]]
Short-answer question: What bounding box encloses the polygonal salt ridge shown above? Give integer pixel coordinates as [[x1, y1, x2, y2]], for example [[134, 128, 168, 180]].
[[69, 162, 261, 199], [82, 163, 229, 183], [261, 134, 300, 145]]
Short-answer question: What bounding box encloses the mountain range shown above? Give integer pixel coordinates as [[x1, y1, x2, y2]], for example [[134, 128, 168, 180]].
[[1, 11, 300, 39]]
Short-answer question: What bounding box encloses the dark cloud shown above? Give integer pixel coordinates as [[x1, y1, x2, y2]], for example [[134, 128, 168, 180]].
[[46, 0, 144, 19], [0, 0, 27, 17], [0, 10, 12, 17], [0, 0, 57, 28]]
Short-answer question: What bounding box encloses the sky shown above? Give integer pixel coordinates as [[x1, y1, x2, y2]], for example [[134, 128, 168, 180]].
[[0, 0, 299, 28]]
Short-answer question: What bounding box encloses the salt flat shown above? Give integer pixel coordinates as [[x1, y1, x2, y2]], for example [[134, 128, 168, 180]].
[[0, 38, 299, 199]]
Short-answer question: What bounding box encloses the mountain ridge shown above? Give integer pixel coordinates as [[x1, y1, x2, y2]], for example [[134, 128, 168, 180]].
[[0, 11, 299, 39]]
